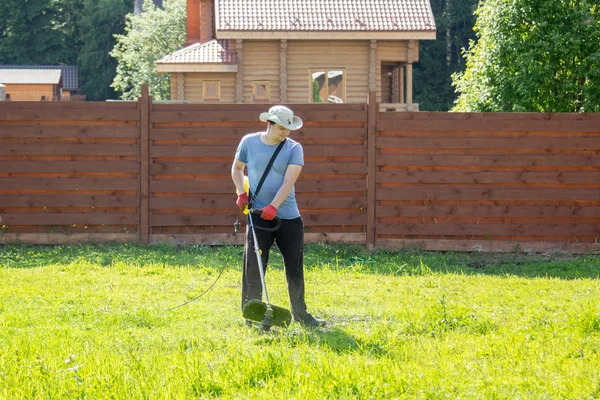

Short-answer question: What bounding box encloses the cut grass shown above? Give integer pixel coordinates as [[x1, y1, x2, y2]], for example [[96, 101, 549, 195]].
[[0, 243, 599, 399]]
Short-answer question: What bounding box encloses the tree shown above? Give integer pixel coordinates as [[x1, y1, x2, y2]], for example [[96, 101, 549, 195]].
[[134, 0, 163, 15], [413, 0, 478, 111], [0, 0, 67, 64], [110, 0, 186, 100], [452, 0, 600, 112], [77, 0, 134, 100]]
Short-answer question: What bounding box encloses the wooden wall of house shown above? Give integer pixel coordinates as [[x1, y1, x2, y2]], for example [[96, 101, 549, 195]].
[[242, 40, 281, 103], [284, 40, 417, 104], [169, 73, 179, 100], [165, 39, 420, 104], [3, 84, 55, 101], [376, 41, 419, 103], [186, 73, 236, 103], [170, 72, 236, 103], [287, 40, 370, 103]]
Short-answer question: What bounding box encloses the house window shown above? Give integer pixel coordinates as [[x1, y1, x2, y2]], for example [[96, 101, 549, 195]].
[[203, 81, 220, 101], [252, 81, 270, 102], [310, 69, 346, 103]]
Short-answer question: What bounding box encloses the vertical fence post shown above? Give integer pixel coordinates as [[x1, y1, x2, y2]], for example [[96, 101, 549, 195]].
[[140, 85, 150, 244], [366, 91, 377, 249]]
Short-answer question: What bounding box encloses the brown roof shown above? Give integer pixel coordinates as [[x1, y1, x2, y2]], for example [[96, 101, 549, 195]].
[[156, 39, 236, 64], [217, 0, 436, 32]]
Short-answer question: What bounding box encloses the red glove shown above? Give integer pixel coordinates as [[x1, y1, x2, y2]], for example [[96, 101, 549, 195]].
[[236, 193, 249, 211], [261, 204, 277, 220]]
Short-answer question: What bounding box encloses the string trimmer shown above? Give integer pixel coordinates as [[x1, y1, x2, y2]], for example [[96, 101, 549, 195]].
[[242, 209, 292, 331]]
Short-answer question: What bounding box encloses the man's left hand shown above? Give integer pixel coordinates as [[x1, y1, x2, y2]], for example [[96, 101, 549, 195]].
[[260, 204, 277, 220]]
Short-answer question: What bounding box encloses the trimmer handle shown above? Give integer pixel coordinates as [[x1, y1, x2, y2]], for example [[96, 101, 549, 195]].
[[249, 209, 282, 232]]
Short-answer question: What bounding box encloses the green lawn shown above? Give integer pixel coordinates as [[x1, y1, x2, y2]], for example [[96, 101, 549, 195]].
[[1, 244, 599, 399]]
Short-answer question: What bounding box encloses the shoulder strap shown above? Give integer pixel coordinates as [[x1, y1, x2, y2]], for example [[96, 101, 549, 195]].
[[249, 138, 286, 207]]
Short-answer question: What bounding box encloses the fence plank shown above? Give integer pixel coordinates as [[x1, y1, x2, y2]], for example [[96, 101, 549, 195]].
[[0, 233, 137, 245], [150, 127, 366, 140], [377, 154, 600, 167], [0, 125, 140, 139], [150, 180, 233, 193], [296, 179, 365, 192], [150, 212, 366, 227], [0, 161, 139, 173], [0, 108, 139, 121], [300, 196, 367, 209], [148, 232, 366, 245], [377, 187, 600, 201], [376, 239, 600, 254], [151, 110, 365, 123], [0, 195, 139, 208], [149, 162, 367, 175], [1, 213, 139, 225], [150, 214, 236, 226], [377, 137, 600, 150], [0, 178, 139, 191], [0, 143, 139, 156], [0, 101, 138, 110], [377, 118, 600, 132], [150, 144, 366, 158], [149, 196, 367, 209], [151, 103, 366, 112], [377, 171, 600, 185], [304, 146, 366, 157], [302, 212, 367, 226], [151, 145, 237, 158], [377, 222, 600, 236], [378, 111, 600, 121], [377, 205, 600, 219]]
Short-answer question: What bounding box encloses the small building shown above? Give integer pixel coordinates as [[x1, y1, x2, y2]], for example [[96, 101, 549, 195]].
[[0, 65, 82, 100], [156, 0, 436, 110], [0, 69, 63, 101]]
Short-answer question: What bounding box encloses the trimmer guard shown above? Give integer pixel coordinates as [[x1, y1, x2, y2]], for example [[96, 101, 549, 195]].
[[243, 299, 292, 328]]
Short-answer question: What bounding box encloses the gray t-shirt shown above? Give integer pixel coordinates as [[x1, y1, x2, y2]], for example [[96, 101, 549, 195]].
[[235, 132, 304, 219]]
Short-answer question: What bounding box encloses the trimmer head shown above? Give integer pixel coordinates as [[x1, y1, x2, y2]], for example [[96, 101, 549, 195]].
[[243, 299, 292, 329]]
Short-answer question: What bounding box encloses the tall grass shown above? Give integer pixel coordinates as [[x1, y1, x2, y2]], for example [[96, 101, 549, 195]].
[[1, 244, 599, 399]]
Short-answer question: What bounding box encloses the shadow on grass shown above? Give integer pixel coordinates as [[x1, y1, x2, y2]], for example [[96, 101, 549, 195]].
[[0, 243, 245, 270], [255, 326, 386, 356], [302, 243, 600, 280], [1, 242, 599, 280]]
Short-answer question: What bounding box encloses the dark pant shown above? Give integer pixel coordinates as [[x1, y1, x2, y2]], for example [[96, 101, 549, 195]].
[[241, 215, 309, 320]]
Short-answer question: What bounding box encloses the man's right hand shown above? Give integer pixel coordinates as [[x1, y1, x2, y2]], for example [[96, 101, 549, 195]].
[[236, 193, 249, 211]]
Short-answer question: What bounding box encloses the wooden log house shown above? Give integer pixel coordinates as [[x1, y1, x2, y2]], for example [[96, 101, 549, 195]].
[[0, 69, 62, 101], [156, 0, 436, 111], [0, 65, 82, 101]]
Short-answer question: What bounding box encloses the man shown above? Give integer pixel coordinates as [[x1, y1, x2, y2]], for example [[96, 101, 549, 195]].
[[231, 105, 326, 327]]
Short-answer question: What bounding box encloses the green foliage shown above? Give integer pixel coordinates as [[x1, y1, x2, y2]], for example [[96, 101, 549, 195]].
[[414, 0, 478, 111], [77, 0, 134, 100], [111, 0, 186, 100], [0, 0, 67, 64], [0, 0, 133, 101], [453, 0, 600, 112], [312, 79, 325, 103]]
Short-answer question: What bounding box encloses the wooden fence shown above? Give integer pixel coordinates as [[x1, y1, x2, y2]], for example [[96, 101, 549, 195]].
[[147, 101, 367, 246], [0, 99, 141, 244], [0, 89, 598, 253], [375, 110, 600, 253]]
